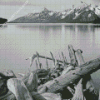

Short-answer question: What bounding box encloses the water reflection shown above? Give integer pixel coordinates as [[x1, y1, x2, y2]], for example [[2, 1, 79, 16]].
[[18, 24, 100, 61]]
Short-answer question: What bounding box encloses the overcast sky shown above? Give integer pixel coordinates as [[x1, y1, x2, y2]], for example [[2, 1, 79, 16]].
[[0, 0, 99, 6], [0, 0, 100, 20]]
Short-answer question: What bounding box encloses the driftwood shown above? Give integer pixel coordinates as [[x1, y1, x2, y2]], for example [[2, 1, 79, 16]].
[[0, 71, 47, 100], [0, 70, 16, 79], [6, 74, 62, 100], [99, 89, 100, 100], [6, 78, 47, 100], [75, 49, 99, 100], [0, 70, 16, 97], [25, 72, 38, 92], [1, 45, 100, 100], [0, 91, 15, 100], [0, 88, 47, 100], [75, 49, 84, 66], [72, 78, 85, 100], [45, 57, 49, 69], [61, 52, 66, 65], [68, 45, 77, 66], [7, 78, 33, 100], [50, 52, 56, 66], [26, 53, 70, 67], [36, 52, 42, 69], [41, 93, 61, 100], [22, 69, 49, 86], [38, 57, 100, 93]]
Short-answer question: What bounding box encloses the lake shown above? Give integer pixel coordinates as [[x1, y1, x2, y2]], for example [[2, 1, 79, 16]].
[[0, 23, 100, 89]]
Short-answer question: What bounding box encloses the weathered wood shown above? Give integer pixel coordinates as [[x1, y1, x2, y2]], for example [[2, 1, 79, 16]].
[[31, 91, 46, 100], [35, 60, 38, 69], [26, 53, 70, 67], [61, 52, 66, 65], [75, 49, 98, 91], [22, 69, 49, 86], [45, 56, 49, 69], [99, 89, 100, 100], [36, 52, 42, 69], [1, 80, 46, 100], [0, 89, 47, 100], [0, 70, 16, 79], [0, 70, 16, 97], [72, 79, 85, 100], [38, 57, 100, 93], [0, 91, 16, 100], [38, 85, 47, 94], [75, 49, 84, 66], [18, 73, 25, 77], [7, 78, 33, 100], [50, 52, 56, 66], [26, 72, 38, 92], [41, 93, 61, 100], [59, 53, 61, 60], [2, 86, 61, 100], [68, 45, 77, 66], [61, 65, 74, 76], [75, 49, 99, 100], [6, 78, 61, 100]]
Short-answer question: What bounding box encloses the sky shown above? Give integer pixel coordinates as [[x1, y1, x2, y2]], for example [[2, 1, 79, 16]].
[[0, 0, 100, 20], [0, 0, 99, 6]]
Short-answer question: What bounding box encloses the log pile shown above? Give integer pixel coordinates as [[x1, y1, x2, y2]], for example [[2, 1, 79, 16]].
[[0, 45, 100, 100]]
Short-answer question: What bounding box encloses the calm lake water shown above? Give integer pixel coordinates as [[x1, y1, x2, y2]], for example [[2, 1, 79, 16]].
[[0, 23, 100, 89]]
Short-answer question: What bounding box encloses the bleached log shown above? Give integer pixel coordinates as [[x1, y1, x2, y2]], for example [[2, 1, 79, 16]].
[[45, 57, 49, 69], [18, 73, 25, 77], [0, 70, 16, 97], [0, 91, 16, 100], [7, 78, 33, 100], [22, 69, 49, 86], [72, 79, 85, 100], [0, 89, 47, 100], [75, 49, 84, 66], [61, 52, 68, 66], [0, 70, 16, 79], [68, 45, 77, 66], [36, 52, 42, 69], [35, 60, 38, 69], [75, 49, 98, 95], [5, 78, 61, 100], [25, 72, 38, 92], [50, 51, 55, 66], [38, 57, 100, 93], [41, 93, 61, 100], [99, 89, 100, 100], [1, 78, 46, 100]]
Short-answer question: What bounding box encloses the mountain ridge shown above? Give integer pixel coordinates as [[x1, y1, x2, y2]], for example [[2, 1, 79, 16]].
[[9, 6, 100, 23]]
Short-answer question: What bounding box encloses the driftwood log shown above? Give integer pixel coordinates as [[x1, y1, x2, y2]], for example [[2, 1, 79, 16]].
[[72, 78, 86, 100], [5, 76, 62, 100], [68, 45, 77, 67], [0, 70, 16, 97], [38, 56, 100, 93], [75, 49, 99, 100], [7, 78, 33, 100]]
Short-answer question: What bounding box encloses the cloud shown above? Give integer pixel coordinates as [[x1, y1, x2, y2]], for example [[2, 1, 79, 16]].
[[0, 0, 100, 7]]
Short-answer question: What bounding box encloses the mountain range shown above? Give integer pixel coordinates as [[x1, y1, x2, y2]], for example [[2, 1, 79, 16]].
[[9, 5, 100, 23]]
